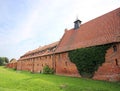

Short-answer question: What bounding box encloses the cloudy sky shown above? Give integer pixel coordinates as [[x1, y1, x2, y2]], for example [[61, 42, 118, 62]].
[[0, 0, 120, 60]]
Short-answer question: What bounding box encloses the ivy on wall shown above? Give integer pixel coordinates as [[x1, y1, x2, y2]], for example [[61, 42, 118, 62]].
[[68, 44, 112, 78]]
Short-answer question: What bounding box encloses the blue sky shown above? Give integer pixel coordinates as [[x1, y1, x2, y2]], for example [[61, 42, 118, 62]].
[[0, 0, 120, 60]]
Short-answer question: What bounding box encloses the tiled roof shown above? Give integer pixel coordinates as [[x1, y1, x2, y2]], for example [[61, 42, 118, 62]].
[[20, 41, 59, 60], [10, 60, 17, 63], [19, 8, 120, 60], [56, 8, 120, 53]]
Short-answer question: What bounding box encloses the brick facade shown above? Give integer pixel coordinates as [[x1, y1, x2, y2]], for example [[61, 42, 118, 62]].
[[54, 53, 80, 77], [15, 52, 80, 77], [93, 43, 120, 81], [17, 55, 53, 73], [6, 61, 17, 69]]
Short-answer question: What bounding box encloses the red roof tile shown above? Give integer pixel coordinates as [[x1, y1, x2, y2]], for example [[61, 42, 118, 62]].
[[20, 41, 59, 60], [56, 8, 120, 53]]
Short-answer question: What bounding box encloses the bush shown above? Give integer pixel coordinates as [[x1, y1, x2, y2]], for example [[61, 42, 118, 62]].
[[42, 65, 54, 74], [68, 44, 111, 78], [13, 68, 17, 70]]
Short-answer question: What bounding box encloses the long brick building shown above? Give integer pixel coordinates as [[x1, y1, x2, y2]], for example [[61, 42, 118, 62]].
[[7, 8, 120, 81]]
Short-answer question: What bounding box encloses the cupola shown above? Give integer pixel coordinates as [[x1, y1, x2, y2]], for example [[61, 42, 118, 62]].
[[74, 18, 81, 30]]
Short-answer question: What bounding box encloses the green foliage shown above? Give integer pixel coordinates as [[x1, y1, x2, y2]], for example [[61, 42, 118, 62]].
[[0, 57, 9, 66], [13, 68, 17, 70], [4, 57, 9, 63], [0, 58, 4, 66], [43, 65, 54, 74], [69, 44, 111, 78], [0, 66, 120, 91]]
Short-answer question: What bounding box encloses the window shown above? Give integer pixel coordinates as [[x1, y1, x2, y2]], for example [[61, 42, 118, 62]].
[[115, 59, 118, 66], [113, 45, 117, 52], [47, 48, 50, 52]]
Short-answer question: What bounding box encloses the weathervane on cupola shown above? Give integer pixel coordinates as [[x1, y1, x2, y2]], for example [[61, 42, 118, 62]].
[[74, 16, 82, 30]]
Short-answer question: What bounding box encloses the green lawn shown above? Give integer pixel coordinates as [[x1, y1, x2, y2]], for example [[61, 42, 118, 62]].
[[0, 66, 120, 91]]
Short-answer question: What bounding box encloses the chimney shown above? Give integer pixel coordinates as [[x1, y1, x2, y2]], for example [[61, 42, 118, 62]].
[[74, 18, 81, 30], [64, 28, 68, 32]]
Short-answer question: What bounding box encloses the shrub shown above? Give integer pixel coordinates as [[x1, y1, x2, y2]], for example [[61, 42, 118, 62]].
[[68, 44, 111, 78], [42, 65, 54, 74], [13, 68, 17, 70]]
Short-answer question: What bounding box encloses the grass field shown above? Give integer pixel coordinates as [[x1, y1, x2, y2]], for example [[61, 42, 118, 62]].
[[0, 66, 120, 91]]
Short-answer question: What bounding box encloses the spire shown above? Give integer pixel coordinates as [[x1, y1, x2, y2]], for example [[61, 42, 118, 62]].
[[74, 17, 81, 30]]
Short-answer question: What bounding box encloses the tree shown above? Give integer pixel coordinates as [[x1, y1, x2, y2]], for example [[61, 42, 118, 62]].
[[0, 57, 9, 66], [4, 57, 9, 63], [0, 57, 4, 66]]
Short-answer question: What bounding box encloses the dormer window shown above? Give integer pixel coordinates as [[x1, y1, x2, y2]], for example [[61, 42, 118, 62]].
[[47, 48, 51, 52]]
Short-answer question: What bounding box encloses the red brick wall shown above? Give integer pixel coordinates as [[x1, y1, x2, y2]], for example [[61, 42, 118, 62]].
[[6, 62, 17, 69], [17, 55, 53, 73], [55, 52, 80, 77], [17, 61, 22, 70], [93, 43, 120, 81], [16, 52, 80, 77], [33, 56, 53, 73]]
